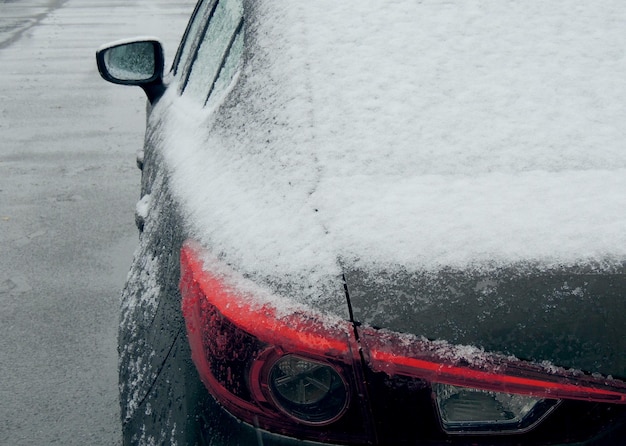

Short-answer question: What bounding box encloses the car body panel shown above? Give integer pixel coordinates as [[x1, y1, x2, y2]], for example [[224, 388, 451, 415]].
[[156, 0, 626, 378], [345, 265, 626, 378], [103, 0, 626, 444], [159, 0, 626, 301]]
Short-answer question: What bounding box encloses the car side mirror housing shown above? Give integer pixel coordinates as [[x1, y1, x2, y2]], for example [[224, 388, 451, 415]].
[[96, 38, 165, 103]]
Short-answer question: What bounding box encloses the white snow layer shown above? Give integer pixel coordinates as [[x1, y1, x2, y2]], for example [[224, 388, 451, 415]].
[[159, 1, 626, 289]]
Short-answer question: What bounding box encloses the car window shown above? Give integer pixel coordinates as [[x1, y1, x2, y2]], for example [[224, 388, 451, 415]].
[[204, 22, 244, 108], [172, 0, 215, 77], [183, 0, 243, 104]]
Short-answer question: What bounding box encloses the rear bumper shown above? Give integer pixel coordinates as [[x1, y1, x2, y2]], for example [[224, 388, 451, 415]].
[[197, 397, 626, 446]]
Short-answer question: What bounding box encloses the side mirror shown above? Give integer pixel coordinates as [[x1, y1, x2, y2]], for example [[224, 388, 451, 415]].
[[96, 38, 165, 103]]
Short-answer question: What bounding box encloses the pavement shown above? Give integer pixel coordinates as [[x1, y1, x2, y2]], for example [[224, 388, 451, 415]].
[[0, 0, 67, 49], [0, 1, 195, 444]]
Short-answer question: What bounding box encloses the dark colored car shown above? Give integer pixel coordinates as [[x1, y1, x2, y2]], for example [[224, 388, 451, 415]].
[[97, 1, 626, 444]]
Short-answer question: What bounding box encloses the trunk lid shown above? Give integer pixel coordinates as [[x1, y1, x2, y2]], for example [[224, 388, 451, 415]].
[[344, 263, 626, 378]]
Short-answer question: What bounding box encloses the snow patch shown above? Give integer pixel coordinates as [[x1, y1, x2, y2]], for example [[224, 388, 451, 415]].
[[157, 1, 626, 295], [135, 193, 152, 221]]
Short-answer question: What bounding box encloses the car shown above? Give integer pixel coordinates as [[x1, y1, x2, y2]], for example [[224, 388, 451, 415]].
[[96, 1, 626, 444]]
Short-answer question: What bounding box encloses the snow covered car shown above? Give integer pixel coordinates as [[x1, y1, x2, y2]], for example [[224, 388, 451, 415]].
[[97, 0, 626, 444]]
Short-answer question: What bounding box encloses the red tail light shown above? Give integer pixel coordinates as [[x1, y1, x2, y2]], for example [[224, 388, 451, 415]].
[[180, 241, 371, 444], [180, 240, 626, 444], [362, 328, 626, 404], [358, 327, 626, 436]]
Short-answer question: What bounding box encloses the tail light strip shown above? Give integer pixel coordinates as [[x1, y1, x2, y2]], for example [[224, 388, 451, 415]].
[[181, 241, 353, 358], [180, 240, 626, 443], [362, 329, 626, 403]]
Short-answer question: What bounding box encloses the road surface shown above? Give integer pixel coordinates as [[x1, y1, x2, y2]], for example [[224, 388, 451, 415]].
[[0, 1, 194, 444]]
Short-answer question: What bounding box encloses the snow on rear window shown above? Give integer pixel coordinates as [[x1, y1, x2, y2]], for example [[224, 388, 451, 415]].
[[159, 0, 626, 297]]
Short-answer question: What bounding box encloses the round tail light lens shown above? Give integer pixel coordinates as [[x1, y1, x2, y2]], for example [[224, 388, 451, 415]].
[[267, 355, 349, 425]]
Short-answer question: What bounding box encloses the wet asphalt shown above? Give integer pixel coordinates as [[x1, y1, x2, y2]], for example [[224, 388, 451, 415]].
[[0, 1, 194, 444]]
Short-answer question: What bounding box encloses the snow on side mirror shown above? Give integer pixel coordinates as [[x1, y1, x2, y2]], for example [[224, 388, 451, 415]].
[[96, 38, 165, 103]]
